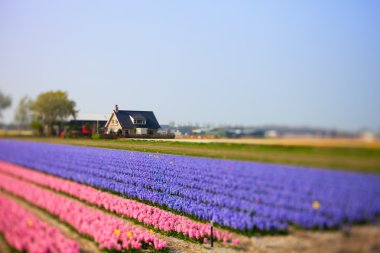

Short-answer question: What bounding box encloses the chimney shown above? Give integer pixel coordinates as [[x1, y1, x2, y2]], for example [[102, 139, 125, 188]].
[[115, 104, 119, 112]]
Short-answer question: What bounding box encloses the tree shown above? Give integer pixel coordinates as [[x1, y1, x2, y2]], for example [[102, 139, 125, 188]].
[[0, 91, 12, 119], [30, 91, 77, 135], [14, 96, 32, 129]]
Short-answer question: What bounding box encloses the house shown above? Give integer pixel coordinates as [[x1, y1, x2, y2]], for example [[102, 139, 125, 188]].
[[104, 105, 160, 136], [68, 113, 108, 136]]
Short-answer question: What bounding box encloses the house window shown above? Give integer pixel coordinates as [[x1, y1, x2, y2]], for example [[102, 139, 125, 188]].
[[115, 120, 118, 124], [134, 119, 146, 125]]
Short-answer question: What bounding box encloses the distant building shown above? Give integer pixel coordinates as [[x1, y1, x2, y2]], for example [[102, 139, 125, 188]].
[[104, 105, 160, 136], [265, 130, 278, 138], [360, 131, 376, 142], [69, 113, 108, 135]]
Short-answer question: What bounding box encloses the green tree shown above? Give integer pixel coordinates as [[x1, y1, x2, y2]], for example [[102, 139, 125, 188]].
[[30, 91, 77, 135], [0, 91, 12, 119], [14, 96, 32, 129]]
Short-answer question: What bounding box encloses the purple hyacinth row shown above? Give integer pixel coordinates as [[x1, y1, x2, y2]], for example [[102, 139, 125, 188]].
[[0, 140, 379, 232]]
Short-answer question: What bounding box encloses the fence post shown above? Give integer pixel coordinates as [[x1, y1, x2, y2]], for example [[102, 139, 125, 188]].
[[210, 220, 214, 247]]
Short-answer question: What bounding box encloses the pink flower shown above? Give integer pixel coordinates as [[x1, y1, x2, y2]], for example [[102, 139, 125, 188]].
[[0, 194, 80, 253], [232, 239, 240, 246], [0, 172, 167, 251], [0, 161, 238, 247]]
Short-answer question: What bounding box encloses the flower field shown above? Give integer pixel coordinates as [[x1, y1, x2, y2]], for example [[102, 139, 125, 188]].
[[0, 173, 167, 251], [0, 194, 80, 253], [0, 139, 379, 252], [0, 161, 235, 244]]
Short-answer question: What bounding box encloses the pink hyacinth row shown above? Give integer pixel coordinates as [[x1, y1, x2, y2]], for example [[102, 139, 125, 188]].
[[0, 172, 167, 251], [0, 194, 80, 253], [0, 161, 238, 245]]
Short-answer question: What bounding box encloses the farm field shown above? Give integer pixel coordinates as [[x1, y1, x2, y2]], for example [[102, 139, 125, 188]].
[[0, 130, 33, 137], [0, 139, 379, 252], [140, 137, 380, 149], [9, 137, 380, 173]]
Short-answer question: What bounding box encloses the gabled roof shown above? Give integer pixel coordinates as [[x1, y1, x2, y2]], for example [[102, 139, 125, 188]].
[[114, 110, 160, 129]]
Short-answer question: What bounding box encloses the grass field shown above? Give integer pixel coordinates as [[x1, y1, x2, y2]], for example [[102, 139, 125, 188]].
[[5, 137, 380, 173]]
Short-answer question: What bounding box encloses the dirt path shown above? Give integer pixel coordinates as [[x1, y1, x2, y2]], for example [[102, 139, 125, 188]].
[[0, 191, 101, 253], [229, 225, 380, 253], [0, 236, 11, 253]]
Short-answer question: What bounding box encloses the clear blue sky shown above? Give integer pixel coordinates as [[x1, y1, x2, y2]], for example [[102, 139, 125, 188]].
[[1, 1, 379, 131]]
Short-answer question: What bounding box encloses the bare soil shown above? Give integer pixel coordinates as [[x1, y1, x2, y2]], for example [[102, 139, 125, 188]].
[[165, 224, 380, 253], [0, 236, 11, 253], [233, 225, 380, 253]]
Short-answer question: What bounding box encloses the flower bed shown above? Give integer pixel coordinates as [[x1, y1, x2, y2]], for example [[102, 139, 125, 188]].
[[0, 160, 236, 244], [0, 172, 167, 251], [0, 140, 379, 232], [0, 194, 80, 253]]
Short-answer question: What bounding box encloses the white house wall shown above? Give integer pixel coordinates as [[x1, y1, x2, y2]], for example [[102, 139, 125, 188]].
[[136, 128, 148, 135]]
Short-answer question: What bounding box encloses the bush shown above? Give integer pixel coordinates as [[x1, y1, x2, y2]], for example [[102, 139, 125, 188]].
[[92, 133, 101, 140]]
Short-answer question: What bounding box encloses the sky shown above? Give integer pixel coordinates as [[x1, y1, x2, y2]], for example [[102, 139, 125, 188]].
[[0, 1, 379, 131]]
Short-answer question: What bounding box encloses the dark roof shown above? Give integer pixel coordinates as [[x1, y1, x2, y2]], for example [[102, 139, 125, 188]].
[[132, 113, 145, 120], [114, 110, 160, 129]]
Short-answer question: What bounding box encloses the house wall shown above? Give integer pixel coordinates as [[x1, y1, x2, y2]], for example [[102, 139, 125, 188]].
[[136, 128, 148, 135], [122, 129, 134, 135], [105, 113, 122, 133]]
